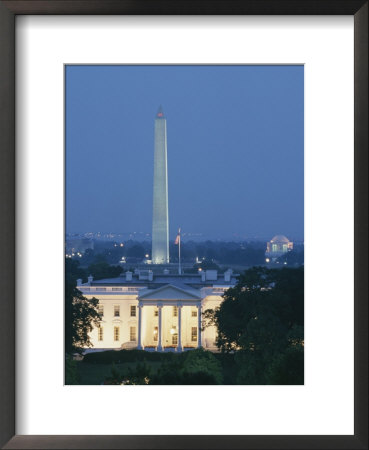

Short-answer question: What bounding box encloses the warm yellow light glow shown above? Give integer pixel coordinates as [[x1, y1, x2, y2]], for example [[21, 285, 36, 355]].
[[265, 258, 270, 262], [120, 243, 124, 247], [145, 254, 149, 258]]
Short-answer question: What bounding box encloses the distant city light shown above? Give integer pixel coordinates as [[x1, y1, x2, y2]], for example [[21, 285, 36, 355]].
[[145, 254, 149, 258], [120, 243, 124, 247], [265, 258, 270, 263]]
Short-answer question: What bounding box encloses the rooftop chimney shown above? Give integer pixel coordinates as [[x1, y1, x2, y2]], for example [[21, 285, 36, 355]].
[[205, 270, 218, 281], [224, 269, 233, 282], [87, 275, 93, 285], [125, 271, 132, 281]]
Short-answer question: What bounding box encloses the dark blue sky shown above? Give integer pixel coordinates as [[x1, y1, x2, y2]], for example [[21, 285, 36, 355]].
[[66, 65, 304, 241]]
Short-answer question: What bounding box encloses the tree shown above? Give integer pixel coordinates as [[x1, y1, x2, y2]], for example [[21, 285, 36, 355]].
[[126, 244, 145, 258], [65, 258, 87, 283], [65, 284, 101, 355], [204, 266, 304, 384], [87, 261, 122, 280], [65, 355, 80, 385], [65, 257, 101, 355], [104, 362, 152, 385], [193, 260, 220, 271], [276, 247, 304, 267], [151, 349, 223, 385], [181, 348, 223, 384]]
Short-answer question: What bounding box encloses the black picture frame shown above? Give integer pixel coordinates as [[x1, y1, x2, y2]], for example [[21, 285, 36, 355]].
[[0, 1, 367, 449]]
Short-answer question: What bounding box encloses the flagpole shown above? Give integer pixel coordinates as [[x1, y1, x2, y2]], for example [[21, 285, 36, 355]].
[[178, 228, 181, 275]]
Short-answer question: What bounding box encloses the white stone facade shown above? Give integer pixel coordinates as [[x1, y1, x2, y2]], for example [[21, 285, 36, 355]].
[[78, 270, 236, 352]]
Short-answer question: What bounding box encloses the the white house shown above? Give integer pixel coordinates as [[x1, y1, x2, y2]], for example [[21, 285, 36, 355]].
[[77, 268, 237, 352]]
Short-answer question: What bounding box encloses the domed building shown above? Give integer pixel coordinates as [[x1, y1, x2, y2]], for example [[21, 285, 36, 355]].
[[265, 235, 293, 262]]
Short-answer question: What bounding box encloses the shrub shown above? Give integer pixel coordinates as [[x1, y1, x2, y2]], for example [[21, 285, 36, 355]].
[[83, 349, 175, 364], [65, 356, 80, 385]]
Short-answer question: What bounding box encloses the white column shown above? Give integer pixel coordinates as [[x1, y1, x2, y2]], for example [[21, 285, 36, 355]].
[[137, 305, 143, 350], [197, 304, 202, 348], [157, 305, 163, 351], [177, 305, 182, 352]]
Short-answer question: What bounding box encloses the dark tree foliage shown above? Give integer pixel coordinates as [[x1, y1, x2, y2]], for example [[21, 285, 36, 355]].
[[65, 355, 80, 385], [152, 348, 223, 385], [66, 256, 123, 282], [65, 258, 87, 283], [185, 240, 266, 267], [73, 239, 269, 267], [102, 349, 223, 385], [105, 362, 152, 385], [65, 258, 102, 355], [65, 285, 101, 355], [126, 244, 146, 258], [276, 246, 304, 266], [87, 261, 122, 281], [193, 260, 221, 271], [204, 266, 304, 384]]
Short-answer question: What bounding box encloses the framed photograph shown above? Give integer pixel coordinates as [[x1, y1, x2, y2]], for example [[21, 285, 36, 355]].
[[0, 1, 367, 449]]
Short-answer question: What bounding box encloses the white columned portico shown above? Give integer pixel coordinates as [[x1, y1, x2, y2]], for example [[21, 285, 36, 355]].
[[157, 304, 163, 351], [177, 304, 182, 352], [197, 304, 202, 348], [137, 305, 143, 350]]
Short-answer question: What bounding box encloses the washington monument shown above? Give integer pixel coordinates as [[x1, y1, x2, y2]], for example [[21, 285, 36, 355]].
[[151, 106, 169, 264]]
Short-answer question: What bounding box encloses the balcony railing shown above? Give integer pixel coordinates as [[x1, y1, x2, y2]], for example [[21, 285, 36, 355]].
[[79, 286, 139, 293]]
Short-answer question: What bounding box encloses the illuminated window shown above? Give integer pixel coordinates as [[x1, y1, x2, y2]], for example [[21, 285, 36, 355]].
[[173, 306, 178, 317], [172, 333, 178, 345], [113, 326, 120, 341], [272, 244, 278, 252], [130, 305, 136, 317], [114, 305, 120, 317], [130, 326, 136, 341], [153, 326, 158, 342], [98, 326, 103, 341], [98, 305, 104, 316], [191, 327, 197, 342], [191, 308, 197, 317], [282, 244, 288, 252]]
